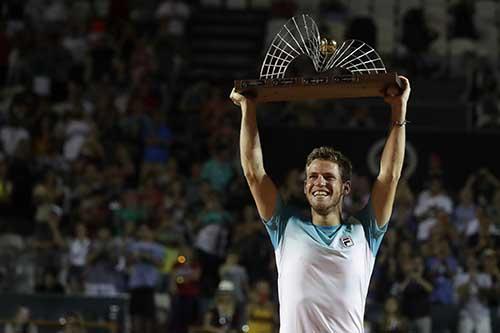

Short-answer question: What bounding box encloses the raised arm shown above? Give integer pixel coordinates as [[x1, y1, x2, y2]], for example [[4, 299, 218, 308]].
[[230, 88, 278, 220], [371, 76, 411, 227]]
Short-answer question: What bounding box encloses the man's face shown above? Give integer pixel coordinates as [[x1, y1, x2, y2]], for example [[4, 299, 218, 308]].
[[304, 159, 350, 215]]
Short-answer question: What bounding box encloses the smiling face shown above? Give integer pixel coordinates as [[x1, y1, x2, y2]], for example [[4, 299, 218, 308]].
[[304, 159, 350, 216]]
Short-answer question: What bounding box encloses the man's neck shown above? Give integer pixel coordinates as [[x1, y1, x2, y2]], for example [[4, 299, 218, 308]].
[[311, 209, 342, 226]]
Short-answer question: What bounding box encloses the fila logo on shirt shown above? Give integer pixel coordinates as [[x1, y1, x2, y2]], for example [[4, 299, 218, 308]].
[[340, 235, 354, 248]]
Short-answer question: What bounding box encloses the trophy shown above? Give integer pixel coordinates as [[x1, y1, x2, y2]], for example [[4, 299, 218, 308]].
[[234, 14, 401, 102]]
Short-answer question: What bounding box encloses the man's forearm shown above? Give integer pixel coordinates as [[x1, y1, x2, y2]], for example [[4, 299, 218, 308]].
[[240, 102, 265, 180], [379, 105, 406, 180]]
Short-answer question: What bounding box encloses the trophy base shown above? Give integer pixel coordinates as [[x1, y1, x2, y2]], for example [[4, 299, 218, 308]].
[[234, 72, 401, 102]]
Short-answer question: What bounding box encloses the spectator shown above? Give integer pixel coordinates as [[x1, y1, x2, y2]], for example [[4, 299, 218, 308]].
[[218, 250, 250, 307], [414, 176, 453, 242], [465, 206, 496, 256], [0, 154, 13, 213], [400, 7, 438, 76], [201, 280, 245, 333], [127, 224, 165, 333], [62, 109, 92, 161], [455, 254, 493, 333], [448, 0, 478, 40], [392, 256, 433, 333], [195, 195, 232, 302], [155, 0, 191, 38], [57, 311, 87, 333], [453, 182, 477, 234], [168, 246, 202, 333], [84, 226, 123, 296], [487, 188, 500, 229], [0, 224, 29, 292], [35, 267, 65, 294], [231, 205, 274, 285], [347, 105, 376, 128], [115, 190, 147, 226], [31, 200, 65, 280], [246, 280, 277, 333], [201, 143, 234, 193], [4, 306, 38, 333], [426, 241, 459, 333], [1, 100, 30, 157], [280, 168, 307, 212], [390, 179, 416, 235], [376, 296, 408, 333], [141, 109, 173, 173], [481, 249, 500, 330], [65, 223, 90, 294]]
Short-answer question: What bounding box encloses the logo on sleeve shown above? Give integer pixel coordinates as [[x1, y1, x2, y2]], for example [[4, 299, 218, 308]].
[[340, 235, 354, 248]]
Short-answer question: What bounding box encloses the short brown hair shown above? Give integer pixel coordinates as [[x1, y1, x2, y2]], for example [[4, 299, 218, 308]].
[[305, 147, 352, 182]]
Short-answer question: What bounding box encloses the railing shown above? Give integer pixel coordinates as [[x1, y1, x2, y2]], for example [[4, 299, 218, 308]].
[[0, 293, 128, 333], [0, 319, 117, 333]]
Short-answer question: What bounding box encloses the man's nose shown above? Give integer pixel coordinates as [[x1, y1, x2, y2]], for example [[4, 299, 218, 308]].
[[314, 175, 326, 186]]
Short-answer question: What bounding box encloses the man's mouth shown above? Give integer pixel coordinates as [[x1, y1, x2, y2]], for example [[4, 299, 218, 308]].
[[312, 190, 330, 197]]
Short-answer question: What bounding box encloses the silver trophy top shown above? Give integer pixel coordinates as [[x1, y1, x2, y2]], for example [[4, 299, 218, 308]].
[[260, 14, 387, 79]]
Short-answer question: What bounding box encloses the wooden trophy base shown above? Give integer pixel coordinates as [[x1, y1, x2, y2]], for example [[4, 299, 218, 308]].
[[234, 72, 401, 102]]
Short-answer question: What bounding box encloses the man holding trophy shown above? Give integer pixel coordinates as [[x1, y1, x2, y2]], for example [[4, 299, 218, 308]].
[[229, 14, 411, 333]]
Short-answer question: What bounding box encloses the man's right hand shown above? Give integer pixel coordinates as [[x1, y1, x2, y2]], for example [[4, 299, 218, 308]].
[[229, 88, 256, 107]]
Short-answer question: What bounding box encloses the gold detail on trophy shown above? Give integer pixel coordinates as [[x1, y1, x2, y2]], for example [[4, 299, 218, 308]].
[[320, 38, 337, 55]]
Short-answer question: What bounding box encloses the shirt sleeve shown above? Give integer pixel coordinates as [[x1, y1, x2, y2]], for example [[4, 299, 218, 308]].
[[355, 197, 388, 256], [262, 195, 290, 249]]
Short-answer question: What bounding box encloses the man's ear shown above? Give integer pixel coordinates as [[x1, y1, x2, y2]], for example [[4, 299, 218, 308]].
[[343, 181, 351, 195], [303, 180, 307, 195]]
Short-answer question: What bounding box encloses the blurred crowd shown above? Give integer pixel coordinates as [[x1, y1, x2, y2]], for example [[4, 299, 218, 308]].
[[0, 1, 499, 333]]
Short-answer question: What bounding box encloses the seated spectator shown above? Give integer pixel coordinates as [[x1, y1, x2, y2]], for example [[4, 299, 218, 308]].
[[4, 306, 38, 333], [57, 311, 87, 333], [376, 296, 408, 333], [201, 280, 245, 333], [246, 280, 277, 333], [35, 267, 65, 294]]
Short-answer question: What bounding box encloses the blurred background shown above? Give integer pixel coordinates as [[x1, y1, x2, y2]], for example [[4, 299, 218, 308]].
[[0, 0, 499, 332]]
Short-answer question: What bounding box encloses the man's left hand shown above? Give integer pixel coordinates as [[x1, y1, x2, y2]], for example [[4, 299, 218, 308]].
[[384, 75, 411, 112]]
